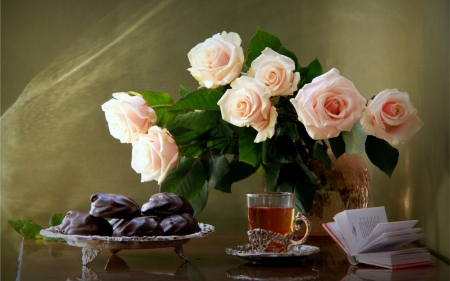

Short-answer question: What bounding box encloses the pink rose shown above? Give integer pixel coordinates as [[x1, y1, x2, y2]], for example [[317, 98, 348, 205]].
[[131, 126, 179, 184], [188, 31, 244, 89], [248, 47, 300, 96], [101, 92, 157, 143], [290, 68, 366, 140], [217, 76, 278, 143], [361, 89, 423, 145]]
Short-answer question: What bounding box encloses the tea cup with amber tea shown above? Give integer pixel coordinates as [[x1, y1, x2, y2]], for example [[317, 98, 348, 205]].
[[246, 192, 311, 252]]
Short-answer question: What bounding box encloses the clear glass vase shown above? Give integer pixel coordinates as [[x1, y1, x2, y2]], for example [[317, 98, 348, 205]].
[[305, 149, 370, 236]]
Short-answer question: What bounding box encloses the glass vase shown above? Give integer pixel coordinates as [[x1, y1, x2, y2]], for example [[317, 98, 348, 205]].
[[305, 149, 370, 236]]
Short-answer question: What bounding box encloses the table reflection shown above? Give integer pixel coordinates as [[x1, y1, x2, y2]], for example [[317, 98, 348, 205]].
[[15, 235, 448, 281], [18, 239, 207, 281], [340, 265, 434, 281], [65, 255, 203, 281], [226, 263, 320, 280]]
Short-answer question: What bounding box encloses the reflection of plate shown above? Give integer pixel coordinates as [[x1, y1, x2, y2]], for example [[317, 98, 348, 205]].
[[65, 255, 203, 281], [40, 223, 214, 251], [227, 263, 320, 280], [226, 244, 320, 264]]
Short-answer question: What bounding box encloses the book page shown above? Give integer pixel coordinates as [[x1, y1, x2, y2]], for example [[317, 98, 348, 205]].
[[334, 207, 387, 255], [322, 222, 351, 254], [360, 228, 421, 253], [359, 233, 423, 253], [356, 220, 418, 253]]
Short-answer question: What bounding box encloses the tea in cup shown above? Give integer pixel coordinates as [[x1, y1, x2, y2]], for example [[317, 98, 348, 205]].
[[246, 192, 310, 252]]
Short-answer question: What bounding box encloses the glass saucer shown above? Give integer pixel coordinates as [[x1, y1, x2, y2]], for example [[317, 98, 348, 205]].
[[226, 244, 320, 264]]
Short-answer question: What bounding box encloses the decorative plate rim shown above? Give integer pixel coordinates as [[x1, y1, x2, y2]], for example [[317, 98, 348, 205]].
[[40, 222, 215, 243], [226, 244, 320, 258]]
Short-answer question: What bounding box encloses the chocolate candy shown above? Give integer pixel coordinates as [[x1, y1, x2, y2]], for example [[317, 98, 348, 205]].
[[56, 210, 113, 236], [89, 193, 141, 219], [141, 193, 194, 218], [112, 216, 163, 237], [160, 213, 200, 236]]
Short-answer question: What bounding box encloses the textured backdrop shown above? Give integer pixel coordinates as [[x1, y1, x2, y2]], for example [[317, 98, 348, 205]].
[[2, 0, 448, 279]]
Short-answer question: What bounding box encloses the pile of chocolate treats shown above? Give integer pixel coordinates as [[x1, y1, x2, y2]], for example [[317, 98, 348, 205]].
[[55, 192, 200, 237]]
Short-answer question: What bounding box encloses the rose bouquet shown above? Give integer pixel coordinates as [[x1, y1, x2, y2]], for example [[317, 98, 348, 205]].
[[101, 27, 423, 216]]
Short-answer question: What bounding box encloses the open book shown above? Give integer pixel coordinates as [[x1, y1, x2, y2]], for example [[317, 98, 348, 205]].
[[322, 207, 434, 269]]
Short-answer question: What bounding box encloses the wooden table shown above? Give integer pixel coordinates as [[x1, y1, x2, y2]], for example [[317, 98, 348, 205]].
[[16, 233, 448, 280]]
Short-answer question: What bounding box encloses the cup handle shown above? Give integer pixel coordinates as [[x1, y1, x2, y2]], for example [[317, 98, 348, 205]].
[[287, 212, 311, 252]]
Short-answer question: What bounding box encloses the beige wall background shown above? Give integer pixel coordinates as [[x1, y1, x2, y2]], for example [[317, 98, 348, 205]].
[[1, 0, 448, 279]]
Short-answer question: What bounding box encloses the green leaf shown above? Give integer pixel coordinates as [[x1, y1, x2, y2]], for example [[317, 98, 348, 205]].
[[8, 219, 43, 239], [226, 122, 246, 136], [154, 108, 177, 127], [160, 157, 206, 200], [273, 134, 296, 164], [229, 157, 258, 183], [299, 67, 309, 77], [342, 120, 367, 154], [266, 125, 282, 162], [305, 58, 322, 84], [202, 150, 231, 193], [296, 123, 316, 148], [48, 214, 64, 227], [311, 142, 331, 170], [141, 91, 174, 106], [294, 182, 315, 215], [297, 77, 307, 90], [238, 127, 263, 167], [218, 120, 234, 139], [278, 182, 315, 216], [365, 135, 399, 177], [179, 85, 189, 97], [277, 163, 315, 215], [246, 27, 282, 67], [283, 121, 298, 140], [277, 46, 299, 71], [264, 163, 282, 192], [141, 91, 176, 127], [173, 129, 210, 146], [295, 157, 317, 185], [329, 134, 346, 159], [220, 137, 239, 155], [170, 88, 223, 111], [262, 138, 272, 165], [206, 132, 228, 153], [180, 144, 205, 158], [169, 111, 220, 131], [8, 219, 25, 234], [189, 182, 208, 217], [177, 128, 220, 156]]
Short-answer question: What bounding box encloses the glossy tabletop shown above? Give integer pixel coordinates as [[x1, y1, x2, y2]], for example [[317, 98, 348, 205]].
[[16, 233, 448, 280]]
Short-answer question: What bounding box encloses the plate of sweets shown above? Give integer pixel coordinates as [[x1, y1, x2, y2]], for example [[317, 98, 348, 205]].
[[40, 192, 214, 265]]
